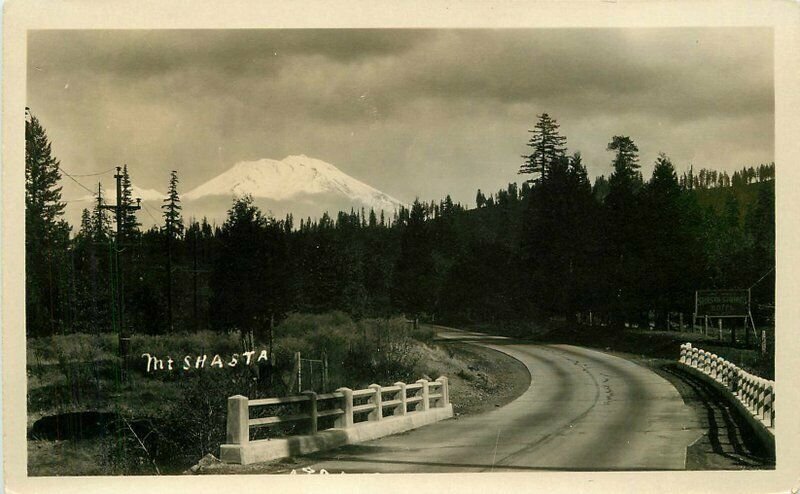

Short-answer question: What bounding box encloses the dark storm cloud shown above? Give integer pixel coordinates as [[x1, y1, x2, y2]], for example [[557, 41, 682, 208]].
[[29, 29, 434, 77], [27, 28, 773, 228], [385, 29, 773, 122]]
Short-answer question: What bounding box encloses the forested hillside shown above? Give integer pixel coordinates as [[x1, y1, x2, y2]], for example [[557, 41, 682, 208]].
[[26, 112, 775, 337]]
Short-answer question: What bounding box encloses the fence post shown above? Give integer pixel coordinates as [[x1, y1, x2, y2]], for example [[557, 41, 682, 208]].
[[302, 390, 318, 434], [296, 352, 302, 392], [731, 366, 741, 395], [416, 379, 430, 411], [226, 395, 249, 446], [741, 374, 751, 409], [335, 387, 353, 428], [323, 353, 329, 391], [769, 388, 775, 427], [368, 384, 383, 421], [719, 361, 727, 386], [436, 376, 449, 407], [393, 382, 407, 416]]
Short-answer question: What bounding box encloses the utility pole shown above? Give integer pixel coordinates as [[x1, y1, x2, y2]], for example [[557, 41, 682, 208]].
[[178, 225, 210, 331], [100, 166, 140, 361]]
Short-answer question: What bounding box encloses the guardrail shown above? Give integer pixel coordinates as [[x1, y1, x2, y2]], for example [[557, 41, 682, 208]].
[[679, 343, 774, 430], [221, 376, 452, 464]]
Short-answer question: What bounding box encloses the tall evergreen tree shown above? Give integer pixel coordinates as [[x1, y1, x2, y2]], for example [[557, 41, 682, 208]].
[[475, 189, 486, 208], [210, 195, 291, 332], [162, 170, 183, 332], [745, 180, 775, 314], [640, 153, 693, 327], [522, 151, 597, 320], [120, 165, 140, 239], [392, 199, 437, 318], [603, 135, 645, 326], [162, 170, 183, 239], [25, 111, 70, 336], [93, 186, 112, 241], [519, 113, 567, 183]]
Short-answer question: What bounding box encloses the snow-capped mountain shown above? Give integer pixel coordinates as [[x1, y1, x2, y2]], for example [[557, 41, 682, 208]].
[[183, 155, 404, 219]]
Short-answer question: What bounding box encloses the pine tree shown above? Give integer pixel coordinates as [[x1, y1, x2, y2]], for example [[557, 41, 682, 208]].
[[92, 185, 112, 241], [368, 208, 378, 228], [161, 170, 183, 332], [26, 113, 66, 243], [607, 136, 640, 184], [604, 135, 644, 327], [210, 195, 291, 331], [640, 153, 691, 328], [120, 165, 140, 239], [285, 213, 294, 233], [162, 170, 183, 239], [519, 113, 567, 182], [78, 209, 93, 238], [521, 152, 596, 320], [25, 110, 70, 336], [392, 199, 437, 318]]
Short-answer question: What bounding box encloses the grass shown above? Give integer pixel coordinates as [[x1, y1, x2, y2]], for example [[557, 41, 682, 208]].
[[26, 313, 447, 475]]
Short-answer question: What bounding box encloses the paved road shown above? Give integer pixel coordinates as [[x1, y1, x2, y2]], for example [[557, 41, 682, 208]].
[[300, 327, 702, 472]]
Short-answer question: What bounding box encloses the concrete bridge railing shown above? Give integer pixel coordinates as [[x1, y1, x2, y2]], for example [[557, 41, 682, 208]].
[[220, 376, 452, 465], [679, 343, 775, 434]]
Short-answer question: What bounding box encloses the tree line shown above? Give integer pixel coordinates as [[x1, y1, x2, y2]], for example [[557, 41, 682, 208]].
[[25, 111, 775, 337]]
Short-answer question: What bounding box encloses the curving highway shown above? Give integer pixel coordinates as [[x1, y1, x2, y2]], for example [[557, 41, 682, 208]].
[[299, 327, 703, 472]]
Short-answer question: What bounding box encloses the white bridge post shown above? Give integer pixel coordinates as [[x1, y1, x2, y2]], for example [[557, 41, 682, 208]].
[[369, 384, 383, 421], [226, 395, 249, 446], [335, 387, 354, 428], [416, 379, 430, 411], [394, 382, 407, 416], [436, 376, 449, 407]]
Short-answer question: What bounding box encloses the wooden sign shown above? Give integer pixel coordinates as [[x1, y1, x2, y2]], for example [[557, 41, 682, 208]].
[[695, 289, 751, 318]]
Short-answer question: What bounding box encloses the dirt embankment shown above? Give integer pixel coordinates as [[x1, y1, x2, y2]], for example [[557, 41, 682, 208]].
[[431, 339, 530, 417]]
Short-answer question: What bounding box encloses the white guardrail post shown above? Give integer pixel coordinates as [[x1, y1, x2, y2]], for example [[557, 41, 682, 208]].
[[416, 379, 430, 411], [226, 395, 249, 446], [302, 390, 318, 434], [221, 376, 454, 465], [394, 382, 407, 416], [368, 384, 383, 421], [335, 387, 354, 428], [436, 376, 449, 407], [677, 342, 774, 433]]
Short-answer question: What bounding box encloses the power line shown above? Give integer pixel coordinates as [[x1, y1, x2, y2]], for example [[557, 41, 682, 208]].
[[61, 198, 95, 204], [142, 201, 160, 224], [61, 167, 116, 177], [58, 165, 98, 196], [749, 267, 775, 290]]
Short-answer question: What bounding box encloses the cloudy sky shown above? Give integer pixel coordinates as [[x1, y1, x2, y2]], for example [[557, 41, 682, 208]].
[[28, 28, 773, 222]]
